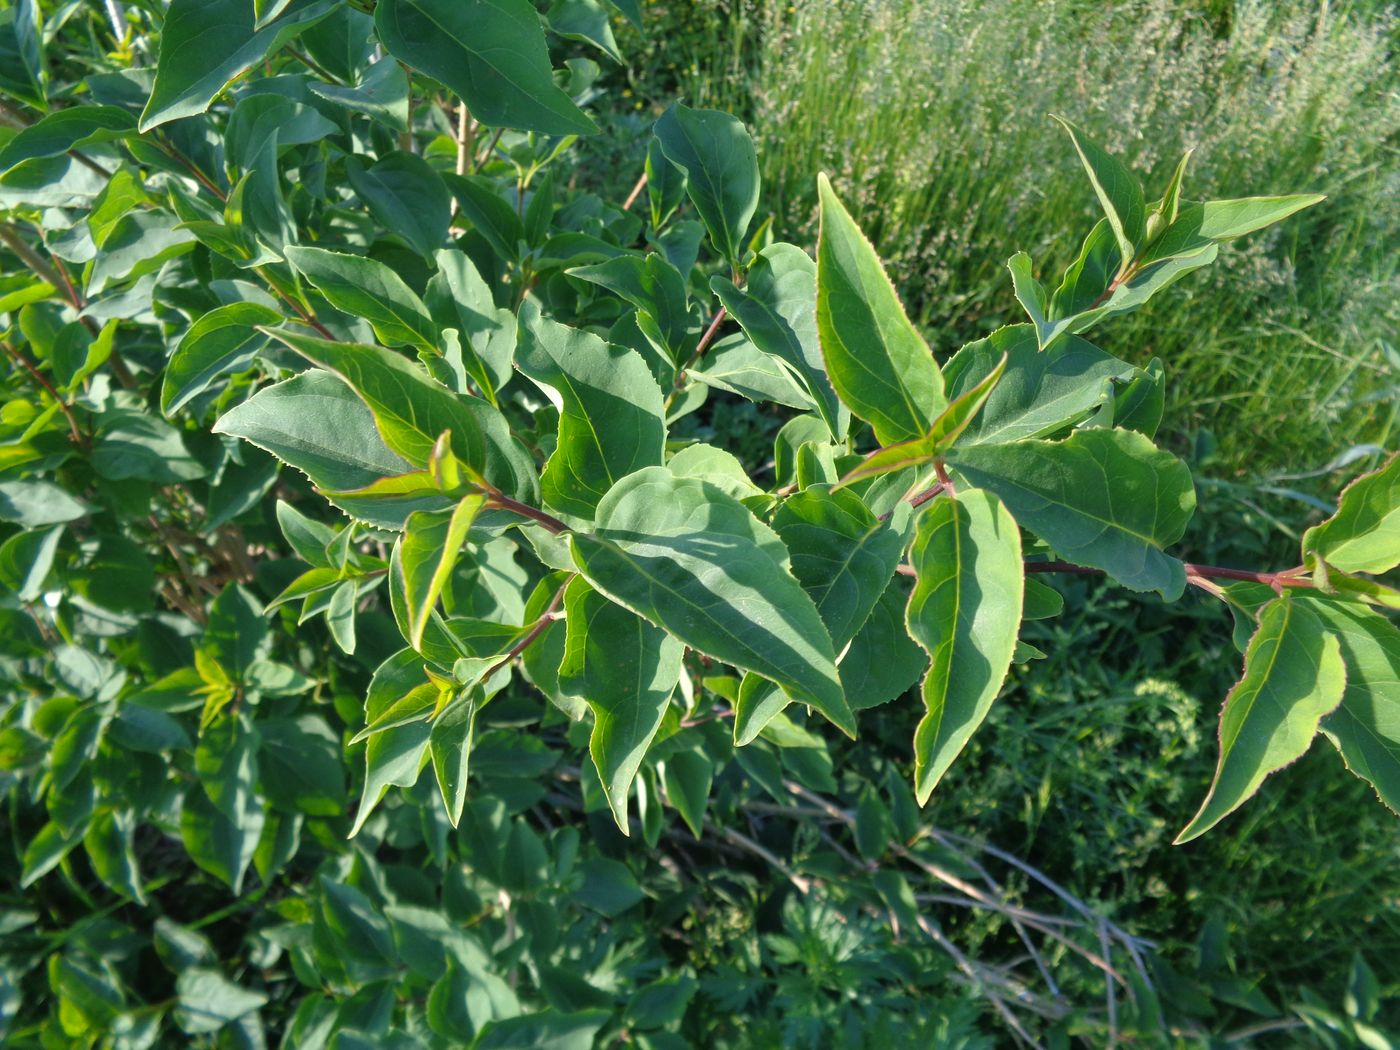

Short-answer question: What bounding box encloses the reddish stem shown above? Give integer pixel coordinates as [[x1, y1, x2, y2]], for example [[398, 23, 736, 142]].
[[486, 494, 570, 535]]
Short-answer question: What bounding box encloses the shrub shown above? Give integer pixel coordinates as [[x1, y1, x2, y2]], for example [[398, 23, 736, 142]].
[[0, 2, 1396, 1046]]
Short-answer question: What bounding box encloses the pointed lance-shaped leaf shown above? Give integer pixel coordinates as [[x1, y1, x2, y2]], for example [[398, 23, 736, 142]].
[[260, 327, 485, 473], [1302, 596, 1400, 815], [559, 577, 684, 832], [905, 487, 1023, 804], [283, 245, 439, 352], [816, 173, 945, 445], [841, 353, 1007, 485], [712, 242, 847, 441], [401, 495, 485, 650], [1053, 116, 1146, 265], [1175, 598, 1345, 843]]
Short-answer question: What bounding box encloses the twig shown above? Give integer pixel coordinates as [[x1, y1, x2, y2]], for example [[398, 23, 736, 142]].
[[482, 577, 570, 679], [622, 171, 648, 211], [1, 340, 83, 446], [664, 307, 728, 413], [455, 102, 474, 176]]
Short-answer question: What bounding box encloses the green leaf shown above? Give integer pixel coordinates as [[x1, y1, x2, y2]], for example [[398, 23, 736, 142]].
[[430, 690, 480, 826], [0, 106, 136, 173], [1302, 597, 1400, 815], [1140, 194, 1327, 266], [771, 486, 905, 650], [816, 173, 944, 444], [568, 253, 693, 365], [646, 136, 686, 231], [474, 1009, 610, 1050], [0, 480, 87, 526], [712, 242, 846, 440], [1176, 598, 1345, 843], [840, 579, 927, 711], [263, 327, 485, 471], [516, 305, 667, 518], [425, 248, 517, 402], [82, 811, 145, 904], [92, 409, 207, 483], [401, 495, 485, 649], [559, 577, 683, 832], [215, 370, 425, 526], [841, 353, 1007, 484], [180, 785, 264, 894], [653, 103, 759, 269], [940, 324, 1137, 445], [905, 488, 1023, 804], [139, 0, 335, 131], [547, 0, 621, 63], [661, 747, 712, 838], [447, 173, 525, 263], [161, 302, 282, 415], [0, 524, 62, 602], [308, 56, 410, 131], [258, 716, 347, 817], [374, 0, 597, 136], [571, 467, 854, 736], [174, 969, 269, 1035], [1054, 116, 1146, 263], [283, 245, 439, 351], [1303, 453, 1400, 576], [346, 151, 452, 260], [949, 428, 1195, 599]]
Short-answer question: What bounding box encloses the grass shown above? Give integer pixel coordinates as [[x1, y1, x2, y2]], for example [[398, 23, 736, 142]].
[[613, 0, 1399, 482]]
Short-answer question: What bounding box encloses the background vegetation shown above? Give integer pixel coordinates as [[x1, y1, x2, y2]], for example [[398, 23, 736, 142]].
[[0, 0, 1396, 1046]]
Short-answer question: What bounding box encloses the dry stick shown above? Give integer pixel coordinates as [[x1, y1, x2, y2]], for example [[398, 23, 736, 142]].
[[622, 171, 648, 211], [784, 780, 1128, 986], [1, 340, 83, 446]]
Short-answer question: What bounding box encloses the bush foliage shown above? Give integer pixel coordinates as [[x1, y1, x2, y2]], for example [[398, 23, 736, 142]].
[[0, 1, 1397, 1046]]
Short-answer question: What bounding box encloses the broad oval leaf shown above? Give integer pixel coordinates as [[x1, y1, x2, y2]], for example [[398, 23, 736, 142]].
[[1176, 598, 1345, 843], [771, 485, 905, 650], [346, 152, 452, 260], [816, 173, 944, 444], [1302, 597, 1400, 814], [374, 0, 597, 136], [516, 305, 666, 519], [905, 488, 1023, 804], [948, 427, 1196, 599], [570, 467, 853, 736], [653, 104, 759, 270], [262, 327, 485, 471], [212, 370, 436, 528], [940, 324, 1137, 446]]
